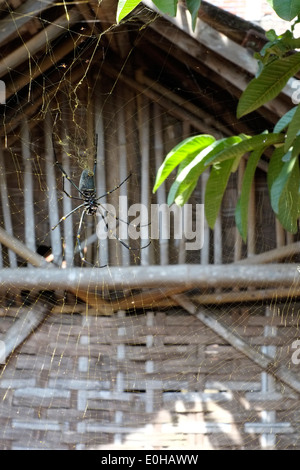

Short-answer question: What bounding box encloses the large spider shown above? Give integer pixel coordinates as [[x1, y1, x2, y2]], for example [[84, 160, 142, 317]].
[[52, 146, 150, 267]]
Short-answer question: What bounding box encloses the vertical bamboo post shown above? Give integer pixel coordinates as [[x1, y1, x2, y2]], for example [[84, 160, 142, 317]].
[[201, 171, 210, 265], [177, 121, 190, 265], [85, 96, 95, 265], [44, 111, 62, 265], [275, 219, 285, 248], [138, 94, 151, 266], [247, 179, 256, 257], [234, 158, 245, 262], [214, 213, 222, 264], [95, 92, 109, 268], [0, 145, 17, 267], [260, 306, 277, 449], [153, 103, 169, 266], [117, 93, 130, 267], [286, 231, 294, 245], [21, 119, 36, 253], [61, 104, 74, 267]]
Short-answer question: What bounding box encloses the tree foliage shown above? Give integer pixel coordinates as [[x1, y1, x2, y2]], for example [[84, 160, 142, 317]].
[[117, 0, 300, 239]]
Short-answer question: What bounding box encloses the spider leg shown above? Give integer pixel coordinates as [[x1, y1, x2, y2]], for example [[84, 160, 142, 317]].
[[61, 174, 83, 201], [52, 203, 86, 231], [98, 207, 151, 251], [77, 209, 107, 268], [97, 202, 151, 229], [96, 173, 132, 201], [76, 209, 87, 263], [55, 161, 85, 197]]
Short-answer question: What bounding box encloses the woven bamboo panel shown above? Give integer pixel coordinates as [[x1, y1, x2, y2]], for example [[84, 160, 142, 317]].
[[0, 303, 299, 450]]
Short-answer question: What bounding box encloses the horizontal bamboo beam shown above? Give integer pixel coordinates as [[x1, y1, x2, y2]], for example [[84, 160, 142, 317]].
[[0, 264, 298, 291], [235, 241, 300, 265]]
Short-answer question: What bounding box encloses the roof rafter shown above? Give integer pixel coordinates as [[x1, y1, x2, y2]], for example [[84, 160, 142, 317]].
[[0, 0, 54, 46]]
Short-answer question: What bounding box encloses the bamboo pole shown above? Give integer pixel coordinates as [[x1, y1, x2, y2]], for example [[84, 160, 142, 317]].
[[153, 103, 169, 265], [61, 103, 74, 267], [6, 35, 77, 100], [0, 301, 51, 363], [0, 264, 298, 290], [0, 9, 81, 79], [0, 146, 17, 268], [95, 92, 109, 268], [234, 158, 245, 262], [0, 0, 54, 46], [201, 171, 210, 265], [0, 226, 48, 267], [21, 119, 36, 253], [247, 179, 256, 257], [117, 93, 130, 267], [234, 241, 300, 265], [138, 94, 151, 266], [173, 293, 300, 395], [177, 121, 190, 265], [44, 112, 62, 265], [0, 225, 112, 313]]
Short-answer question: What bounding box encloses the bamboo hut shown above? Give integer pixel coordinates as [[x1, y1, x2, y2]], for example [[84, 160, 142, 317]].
[[0, 0, 299, 450]]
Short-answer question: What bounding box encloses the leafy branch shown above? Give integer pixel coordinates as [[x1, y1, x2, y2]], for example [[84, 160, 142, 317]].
[[116, 0, 300, 239]]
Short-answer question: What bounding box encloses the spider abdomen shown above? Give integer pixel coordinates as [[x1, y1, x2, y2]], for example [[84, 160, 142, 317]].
[[79, 170, 98, 215], [79, 169, 95, 193]]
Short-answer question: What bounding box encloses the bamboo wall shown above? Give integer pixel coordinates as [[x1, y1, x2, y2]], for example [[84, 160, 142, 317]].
[[0, 76, 295, 273], [0, 302, 299, 450]]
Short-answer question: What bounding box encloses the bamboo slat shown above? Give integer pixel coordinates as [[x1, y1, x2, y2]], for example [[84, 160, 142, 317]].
[[201, 171, 209, 265], [153, 103, 169, 265], [21, 119, 36, 253], [235, 241, 300, 265], [44, 112, 62, 265], [117, 93, 130, 267], [247, 180, 256, 257], [234, 158, 245, 262], [260, 306, 277, 449], [61, 107, 74, 267], [95, 92, 109, 268], [0, 145, 17, 268], [138, 95, 151, 266]]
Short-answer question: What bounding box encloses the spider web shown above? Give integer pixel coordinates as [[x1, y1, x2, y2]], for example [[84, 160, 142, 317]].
[[0, 0, 299, 452]]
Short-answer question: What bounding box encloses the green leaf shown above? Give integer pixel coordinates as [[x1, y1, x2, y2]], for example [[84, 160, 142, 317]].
[[285, 104, 300, 151], [237, 53, 300, 118], [205, 133, 284, 166], [270, 154, 297, 213], [152, 0, 178, 16], [267, 145, 300, 232], [267, 0, 300, 20], [235, 148, 264, 241], [153, 135, 215, 193], [292, 135, 300, 157], [186, 0, 201, 30], [205, 158, 237, 229], [167, 150, 200, 205], [174, 180, 198, 206], [274, 106, 297, 133], [116, 0, 141, 22], [171, 136, 243, 202]]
